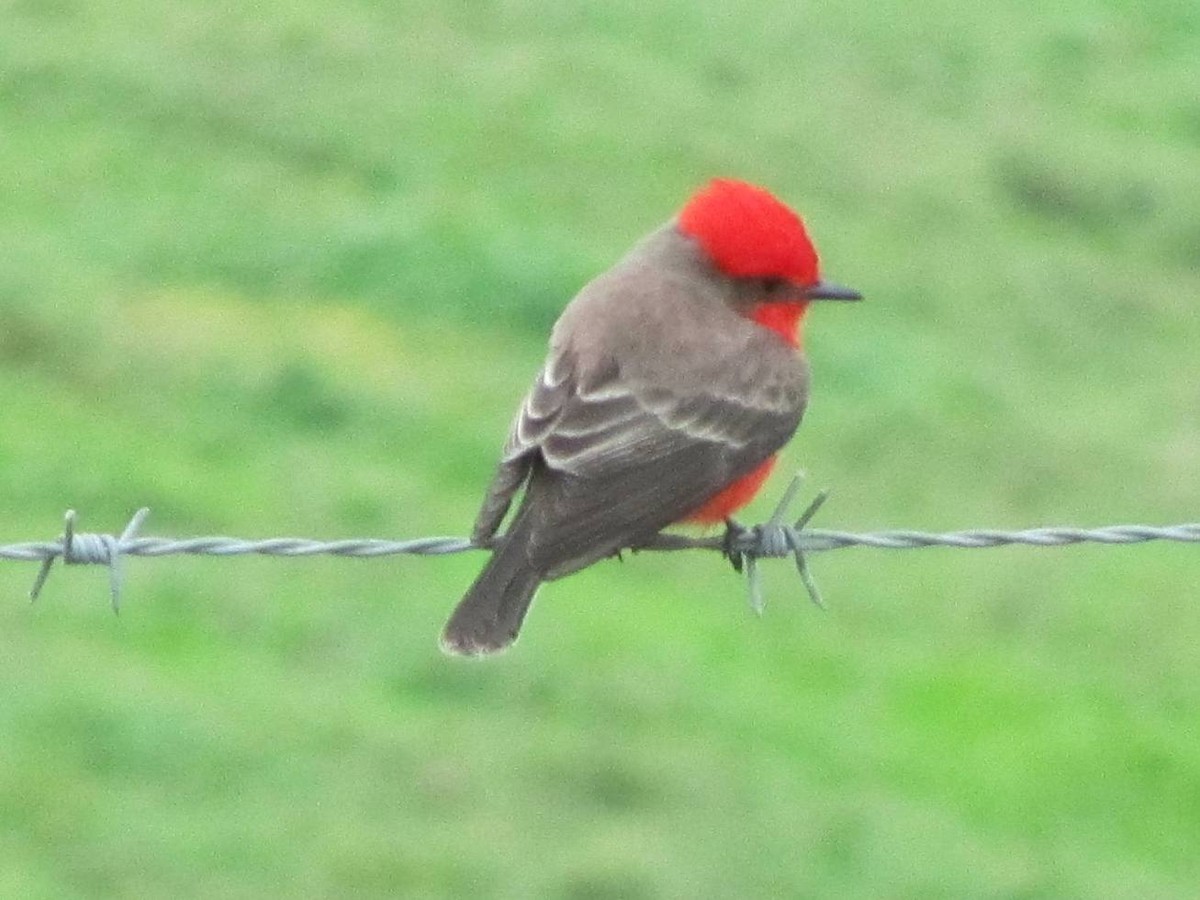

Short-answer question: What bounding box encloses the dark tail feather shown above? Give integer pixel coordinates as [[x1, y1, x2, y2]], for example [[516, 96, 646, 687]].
[[441, 529, 542, 657]]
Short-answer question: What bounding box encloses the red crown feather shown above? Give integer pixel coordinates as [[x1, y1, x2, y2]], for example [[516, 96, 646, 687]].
[[677, 179, 820, 285]]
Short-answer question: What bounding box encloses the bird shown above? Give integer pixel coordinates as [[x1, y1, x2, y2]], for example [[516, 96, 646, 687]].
[[442, 178, 861, 656]]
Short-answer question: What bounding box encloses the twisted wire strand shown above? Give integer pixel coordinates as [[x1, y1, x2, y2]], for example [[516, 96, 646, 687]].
[[3, 477, 1197, 613], [6, 524, 1199, 565]]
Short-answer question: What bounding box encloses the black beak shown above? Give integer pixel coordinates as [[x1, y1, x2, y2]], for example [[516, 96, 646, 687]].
[[801, 280, 863, 301]]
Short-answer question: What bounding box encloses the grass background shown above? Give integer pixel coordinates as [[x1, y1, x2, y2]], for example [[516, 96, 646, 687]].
[[2, 1, 1199, 896]]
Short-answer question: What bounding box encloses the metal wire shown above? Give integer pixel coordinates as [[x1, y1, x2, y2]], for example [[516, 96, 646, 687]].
[[4, 475, 1197, 613]]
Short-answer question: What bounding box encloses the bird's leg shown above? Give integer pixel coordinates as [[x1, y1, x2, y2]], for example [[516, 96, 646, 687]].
[[722, 517, 750, 574], [610, 544, 644, 561]]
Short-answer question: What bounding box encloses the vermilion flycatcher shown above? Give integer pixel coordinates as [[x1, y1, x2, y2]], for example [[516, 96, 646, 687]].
[[442, 179, 861, 655]]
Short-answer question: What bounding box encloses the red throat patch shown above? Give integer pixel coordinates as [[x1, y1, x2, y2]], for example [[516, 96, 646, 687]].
[[750, 302, 807, 348]]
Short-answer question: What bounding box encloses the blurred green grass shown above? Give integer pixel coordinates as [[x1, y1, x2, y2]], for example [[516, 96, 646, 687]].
[[2, 1, 1199, 896]]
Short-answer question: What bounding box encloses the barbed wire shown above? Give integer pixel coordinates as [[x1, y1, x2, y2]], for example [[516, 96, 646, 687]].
[[3, 476, 1197, 614]]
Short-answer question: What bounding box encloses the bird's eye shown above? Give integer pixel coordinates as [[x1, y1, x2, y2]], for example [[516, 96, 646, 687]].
[[762, 277, 788, 294]]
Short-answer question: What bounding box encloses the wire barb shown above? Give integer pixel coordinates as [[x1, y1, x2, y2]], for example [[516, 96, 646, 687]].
[[737, 473, 829, 614], [3, 483, 1198, 613], [789, 488, 831, 610], [29, 508, 150, 613]]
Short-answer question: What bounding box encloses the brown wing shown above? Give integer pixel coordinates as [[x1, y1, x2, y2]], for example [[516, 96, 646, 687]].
[[472, 337, 807, 579], [469, 349, 572, 545]]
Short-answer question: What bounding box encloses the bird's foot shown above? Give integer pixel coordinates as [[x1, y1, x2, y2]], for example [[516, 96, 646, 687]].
[[722, 517, 750, 573]]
